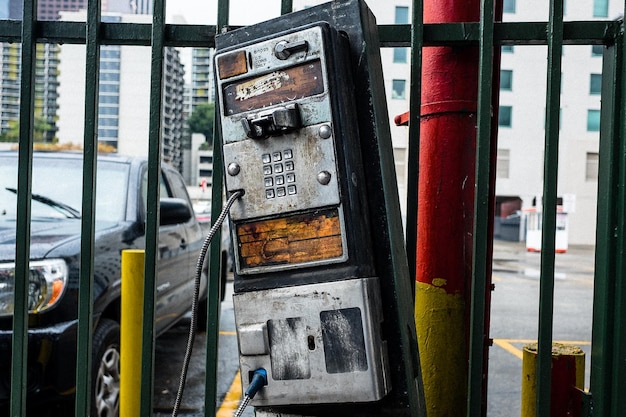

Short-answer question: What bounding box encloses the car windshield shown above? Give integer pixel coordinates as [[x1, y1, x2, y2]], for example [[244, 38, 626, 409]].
[[0, 154, 130, 222]]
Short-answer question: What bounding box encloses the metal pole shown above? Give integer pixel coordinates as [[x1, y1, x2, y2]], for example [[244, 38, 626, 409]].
[[120, 250, 145, 417], [414, 0, 479, 415]]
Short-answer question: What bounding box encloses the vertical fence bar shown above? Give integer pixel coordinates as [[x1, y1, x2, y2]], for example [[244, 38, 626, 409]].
[[468, 0, 495, 415], [74, 0, 102, 414], [591, 29, 626, 417], [281, 0, 293, 15], [536, 0, 564, 414], [141, 0, 166, 414], [610, 21, 626, 417], [10, 0, 37, 415], [204, 2, 229, 415], [405, 0, 423, 291], [590, 38, 620, 417], [604, 22, 626, 417]]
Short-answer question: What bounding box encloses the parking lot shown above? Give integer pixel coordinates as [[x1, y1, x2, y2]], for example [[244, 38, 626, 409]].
[[151, 239, 596, 416]]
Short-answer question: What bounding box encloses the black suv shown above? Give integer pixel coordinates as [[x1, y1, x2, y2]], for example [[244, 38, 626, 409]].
[[0, 152, 207, 416]]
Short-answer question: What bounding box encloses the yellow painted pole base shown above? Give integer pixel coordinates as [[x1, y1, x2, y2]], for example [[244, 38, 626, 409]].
[[120, 249, 145, 417], [521, 342, 585, 417], [414, 281, 468, 417]]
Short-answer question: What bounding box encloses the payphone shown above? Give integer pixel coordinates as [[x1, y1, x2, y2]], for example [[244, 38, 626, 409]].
[[216, 21, 389, 405], [214, 1, 424, 415]]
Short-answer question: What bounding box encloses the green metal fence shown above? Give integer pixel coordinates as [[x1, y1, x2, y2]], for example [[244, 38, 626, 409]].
[[3, 0, 625, 416]]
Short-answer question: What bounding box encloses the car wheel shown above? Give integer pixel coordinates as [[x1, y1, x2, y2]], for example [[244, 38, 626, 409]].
[[92, 318, 120, 417]]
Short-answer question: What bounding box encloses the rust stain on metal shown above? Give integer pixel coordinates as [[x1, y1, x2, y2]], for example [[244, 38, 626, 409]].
[[216, 50, 248, 80], [237, 211, 343, 267]]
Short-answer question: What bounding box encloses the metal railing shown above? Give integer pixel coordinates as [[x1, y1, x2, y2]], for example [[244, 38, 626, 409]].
[[3, 0, 625, 415]]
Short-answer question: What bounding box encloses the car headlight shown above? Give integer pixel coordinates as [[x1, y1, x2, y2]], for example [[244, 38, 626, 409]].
[[0, 259, 68, 317]]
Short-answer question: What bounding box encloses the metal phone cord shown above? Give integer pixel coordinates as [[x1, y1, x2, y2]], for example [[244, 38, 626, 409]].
[[172, 189, 244, 417]]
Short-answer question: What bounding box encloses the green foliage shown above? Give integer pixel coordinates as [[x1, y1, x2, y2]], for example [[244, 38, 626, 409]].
[[0, 117, 55, 143], [187, 102, 215, 147]]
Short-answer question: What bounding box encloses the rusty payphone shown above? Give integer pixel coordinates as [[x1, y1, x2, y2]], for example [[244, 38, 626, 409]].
[[214, 1, 423, 415]]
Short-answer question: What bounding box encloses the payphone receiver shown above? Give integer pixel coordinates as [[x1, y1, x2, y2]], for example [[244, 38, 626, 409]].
[[215, 21, 391, 407]]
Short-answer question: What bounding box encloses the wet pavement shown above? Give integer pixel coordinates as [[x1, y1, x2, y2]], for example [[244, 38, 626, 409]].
[[153, 282, 252, 417], [151, 239, 596, 417], [488, 240, 595, 416]]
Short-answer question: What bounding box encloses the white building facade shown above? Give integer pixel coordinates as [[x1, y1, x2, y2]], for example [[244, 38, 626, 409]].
[[57, 11, 185, 170], [291, 0, 620, 245]]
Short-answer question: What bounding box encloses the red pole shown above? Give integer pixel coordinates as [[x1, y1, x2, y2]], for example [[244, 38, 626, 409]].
[[413, 0, 480, 415]]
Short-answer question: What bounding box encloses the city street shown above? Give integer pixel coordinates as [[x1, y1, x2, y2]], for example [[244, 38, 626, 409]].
[[152, 240, 596, 416]]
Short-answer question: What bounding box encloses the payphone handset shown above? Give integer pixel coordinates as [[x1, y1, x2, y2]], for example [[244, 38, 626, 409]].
[[215, 22, 390, 406]]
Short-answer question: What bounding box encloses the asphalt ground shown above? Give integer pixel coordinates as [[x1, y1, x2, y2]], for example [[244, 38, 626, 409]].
[[488, 240, 595, 416], [152, 239, 596, 416]]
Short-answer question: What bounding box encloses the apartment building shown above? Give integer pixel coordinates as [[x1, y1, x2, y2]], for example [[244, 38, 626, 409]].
[[56, 11, 186, 170]]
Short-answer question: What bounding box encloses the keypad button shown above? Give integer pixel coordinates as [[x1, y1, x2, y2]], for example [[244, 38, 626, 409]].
[[286, 173, 296, 183], [276, 187, 286, 197], [274, 164, 284, 174], [266, 189, 275, 199], [264, 177, 274, 187], [287, 185, 297, 195], [284, 149, 293, 159], [262, 154, 271, 164], [263, 165, 272, 175], [275, 175, 285, 185], [272, 152, 282, 162], [285, 161, 294, 171]]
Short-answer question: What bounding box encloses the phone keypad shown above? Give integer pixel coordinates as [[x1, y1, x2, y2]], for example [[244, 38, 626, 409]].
[[263, 149, 296, 199]]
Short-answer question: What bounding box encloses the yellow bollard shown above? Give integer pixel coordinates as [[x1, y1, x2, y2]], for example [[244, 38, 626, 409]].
[[120, 249, 145, 417], [521, 342, 585, 417]]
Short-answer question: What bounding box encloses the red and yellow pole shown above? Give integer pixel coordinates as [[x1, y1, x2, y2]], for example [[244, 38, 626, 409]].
[[521, 343, 585, 417], [414, 0, 480, 415]]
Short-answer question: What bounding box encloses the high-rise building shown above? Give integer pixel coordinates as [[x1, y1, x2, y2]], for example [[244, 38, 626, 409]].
[[0, 0, 23, 19], [57, 11, 186, 170], [0, 43, 21, 134], [190, 48, 215, 111], [0, 41, 60, 141], [36, 0, 87, 20], [106, 0, 152, 15], [0, 0, 87, 142]]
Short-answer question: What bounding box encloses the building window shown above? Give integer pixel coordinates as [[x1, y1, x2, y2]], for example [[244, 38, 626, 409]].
[[393, 48, 408, 63], [589, 73, 602, 95], [503, 0, 516, 13], [500, 70, 513, 91], [592, 45, 604, 56], [497, 149, 510, 179], [499, 106, 512, 127], [586, 152, 599, 181], [593, 0, 608, 17], [587, 109, 601, 131], [395, 6, 409, 24], [392, 79, 406, 100], [501, 45, 514, 53]]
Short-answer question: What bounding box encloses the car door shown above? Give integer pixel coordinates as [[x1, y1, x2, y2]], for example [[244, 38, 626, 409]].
[[159, 166, 203, 324], [141, 168, 190, 334]]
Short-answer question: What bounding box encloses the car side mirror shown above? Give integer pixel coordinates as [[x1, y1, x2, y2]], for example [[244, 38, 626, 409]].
[[160, 198, 193, 226]]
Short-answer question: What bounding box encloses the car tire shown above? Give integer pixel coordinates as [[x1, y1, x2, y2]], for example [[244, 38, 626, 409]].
[[92, 318, 120, 417]]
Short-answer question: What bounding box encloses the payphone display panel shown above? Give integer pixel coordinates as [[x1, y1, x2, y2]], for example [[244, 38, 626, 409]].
[[215, 24, 353, 276]]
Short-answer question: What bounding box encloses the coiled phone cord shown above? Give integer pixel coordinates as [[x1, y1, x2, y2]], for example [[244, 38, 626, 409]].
[[172, 189, 244, 417]]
